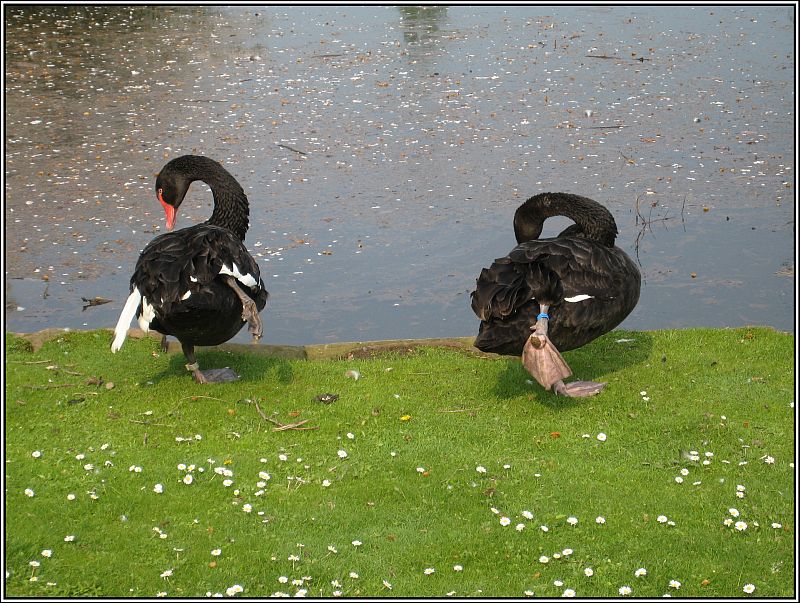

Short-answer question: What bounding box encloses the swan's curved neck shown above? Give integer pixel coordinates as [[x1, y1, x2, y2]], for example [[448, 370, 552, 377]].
[[513, 192, 618, 247], [207, 185, 250, 242], [176, 156, 249, 241]]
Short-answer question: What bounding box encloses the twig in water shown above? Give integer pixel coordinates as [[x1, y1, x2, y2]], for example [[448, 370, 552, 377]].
[[277, 143, 308, 156], [633, 194, 679, 278], [680, 195, 687, 232], [633, 194, 647, 273], [81, 296, 113, 311], [585, 54, 651, 62]]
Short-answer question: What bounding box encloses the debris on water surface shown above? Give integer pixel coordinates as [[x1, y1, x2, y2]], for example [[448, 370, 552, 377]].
[[81, 297, 113, 311], [2, 6, 793, 343]]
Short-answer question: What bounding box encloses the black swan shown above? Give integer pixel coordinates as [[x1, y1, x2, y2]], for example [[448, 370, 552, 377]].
[[111, 155, 268, 383], [471, 192, 640, 397]]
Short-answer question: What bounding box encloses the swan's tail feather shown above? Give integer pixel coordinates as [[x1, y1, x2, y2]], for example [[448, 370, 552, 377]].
[[111, 287, 142, 352]]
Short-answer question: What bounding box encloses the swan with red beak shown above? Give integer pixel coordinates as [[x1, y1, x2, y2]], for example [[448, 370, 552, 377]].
[[112, 155, 268, 383]]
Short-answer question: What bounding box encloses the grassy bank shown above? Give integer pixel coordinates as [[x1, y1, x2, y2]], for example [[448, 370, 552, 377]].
[[4, 327, 795, 598]]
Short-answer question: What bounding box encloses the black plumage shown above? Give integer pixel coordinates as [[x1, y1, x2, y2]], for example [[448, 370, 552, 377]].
[[112, 155, 268, 383], [471, 192, 640, 396]]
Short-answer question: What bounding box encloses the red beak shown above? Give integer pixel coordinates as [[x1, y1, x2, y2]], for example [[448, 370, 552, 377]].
[[158, 191, 176, 231]]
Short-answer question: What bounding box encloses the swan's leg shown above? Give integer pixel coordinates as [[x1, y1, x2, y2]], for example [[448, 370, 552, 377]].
[[223, 276, 262, 342], [523, 304, 606, 398], [182, 342, 207, 383], [182, 342, 239, 384], [160, 334, 169, 353], [528, 303, 551, 347]]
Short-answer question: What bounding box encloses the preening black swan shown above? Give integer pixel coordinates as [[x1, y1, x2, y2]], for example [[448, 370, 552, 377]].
[[471, 192, 640, 397], [111, 155, 268, 383]]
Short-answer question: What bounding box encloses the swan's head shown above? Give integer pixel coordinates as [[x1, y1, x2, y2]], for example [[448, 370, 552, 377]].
[[513, 195, 553, 243], [155, 167, 191, 231]]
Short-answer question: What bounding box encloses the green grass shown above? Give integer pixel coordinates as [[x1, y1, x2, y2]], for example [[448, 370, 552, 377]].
[[4, 327, 795, 598]]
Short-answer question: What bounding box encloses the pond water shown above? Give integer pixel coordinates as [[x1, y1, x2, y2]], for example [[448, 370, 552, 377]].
[[4, 5, 795, 345]]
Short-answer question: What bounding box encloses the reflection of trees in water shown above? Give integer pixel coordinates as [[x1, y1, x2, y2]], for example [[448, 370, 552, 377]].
[[5, 6, 207, 97], [397, 6, 448, 47], [396, 6, 449, 79], [4, 6, 267, 96], [6, 8, 170, 148], [4, 7, 266, 149]]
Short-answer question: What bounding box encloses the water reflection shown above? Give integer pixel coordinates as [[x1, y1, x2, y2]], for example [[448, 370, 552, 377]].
[[398, 6, 448, 45], [3, 6, 795, 344]]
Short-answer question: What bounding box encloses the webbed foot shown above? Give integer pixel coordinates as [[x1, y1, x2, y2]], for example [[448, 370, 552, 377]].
[[522, 303, 606, 398], [243, 302, 263, 342], [553, 380, 607, 397], [186, 362, 240, 384], [223, 275, 263, 342], [522, 333, 572, 391], [197, 367, 241, 383]]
